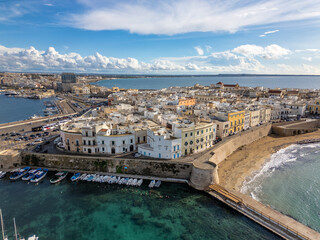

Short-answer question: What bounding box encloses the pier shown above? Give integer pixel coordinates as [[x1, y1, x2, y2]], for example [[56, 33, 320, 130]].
[[208, 184, 320, 240]]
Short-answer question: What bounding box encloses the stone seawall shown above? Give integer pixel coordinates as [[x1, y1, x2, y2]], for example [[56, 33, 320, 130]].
[[190, 124, 272, 190], [21, 152, 192, 180]]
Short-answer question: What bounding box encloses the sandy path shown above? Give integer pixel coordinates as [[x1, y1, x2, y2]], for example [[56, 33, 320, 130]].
[[218, 130, 320, 191]]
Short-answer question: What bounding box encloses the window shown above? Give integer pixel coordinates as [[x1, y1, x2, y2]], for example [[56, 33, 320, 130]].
[[102, 140, 104, 144], [174, 146, 176, 151], [93, 140, 95, 146], [143, 136, 146, 142], [112, 141, 115, 145], [173, 154, 176, 159], [201, 130, 203, 134], [184, 141, 188, 146], [123, 140, 125, 144], [83, 140, 86, 145], [67, 139, 69, 144], [177, 145, 179, 150], [130, 139, 133, 143], [88, 140, 91, 146], [76, 140, 79, 146], [159, 153, 161, 158], [197, 131, 199, 135], [138, 137, 140, 143], [102, 147, 105, 152], [86, 131, 88, 137], [190, 132, 193, 136]]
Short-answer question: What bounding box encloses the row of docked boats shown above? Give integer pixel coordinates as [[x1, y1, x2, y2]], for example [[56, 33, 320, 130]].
[[70, 172, 162, 188], [1, 168, 162, 188], [8, 167, 49, 183], [74, 173, 144, 187]]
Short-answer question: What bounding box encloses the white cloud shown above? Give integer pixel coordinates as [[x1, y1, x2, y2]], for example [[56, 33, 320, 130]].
[[69, 0, 320, 35], [302, 57, 312, 62], [259, 29, 279, 37], [194, 46, 204, 55], [44, 3, 54, 7], [233, 44, 290, 59], [0, 43, 319, 74]]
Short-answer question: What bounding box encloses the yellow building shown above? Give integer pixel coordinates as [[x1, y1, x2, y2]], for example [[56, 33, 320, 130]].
[[215, 110, 245, 134], [173, 121, 217, 156], [228, 110, 245, 133], [308, 99, 320, 114], [178, 98, 196, 106]]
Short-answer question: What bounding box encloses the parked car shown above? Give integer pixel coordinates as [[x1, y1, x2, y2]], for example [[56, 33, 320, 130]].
[[134, 153, 142, 158]]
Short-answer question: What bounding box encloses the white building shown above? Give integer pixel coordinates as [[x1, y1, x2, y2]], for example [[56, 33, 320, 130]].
[[138, 128, 181, 159]]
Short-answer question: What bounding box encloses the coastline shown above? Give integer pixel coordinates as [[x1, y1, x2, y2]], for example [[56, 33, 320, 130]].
[[218, 130, 320, 192]]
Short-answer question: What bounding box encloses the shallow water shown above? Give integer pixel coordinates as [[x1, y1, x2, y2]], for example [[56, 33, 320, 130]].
[[242, 143, 320, 232], [0, 175, 279, 240]]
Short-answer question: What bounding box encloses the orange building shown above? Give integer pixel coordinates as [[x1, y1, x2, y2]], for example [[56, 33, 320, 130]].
[[178, 98, 196, 106]]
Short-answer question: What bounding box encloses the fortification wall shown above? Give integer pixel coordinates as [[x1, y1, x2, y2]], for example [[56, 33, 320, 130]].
[[20, 152, 192, 180], [190, 124, 272, 190]]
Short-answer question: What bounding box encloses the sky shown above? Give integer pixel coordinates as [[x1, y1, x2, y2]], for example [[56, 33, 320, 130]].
[[0, 0, 320, 74]]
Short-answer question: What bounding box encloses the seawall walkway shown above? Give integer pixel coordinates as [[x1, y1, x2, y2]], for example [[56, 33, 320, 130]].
[[208, 184, 320, 240]]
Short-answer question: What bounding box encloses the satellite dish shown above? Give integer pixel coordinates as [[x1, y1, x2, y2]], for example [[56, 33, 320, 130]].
[[106, 129, 111, 136]]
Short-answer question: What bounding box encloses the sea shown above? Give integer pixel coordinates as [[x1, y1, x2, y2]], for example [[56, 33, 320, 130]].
[[93, 75, 320, 90], [0, 94, 53, 124], [241, 143, 320, 233]]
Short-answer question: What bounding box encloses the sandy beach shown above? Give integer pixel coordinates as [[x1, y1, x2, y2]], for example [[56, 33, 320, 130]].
[[218, 130, 320, 192]]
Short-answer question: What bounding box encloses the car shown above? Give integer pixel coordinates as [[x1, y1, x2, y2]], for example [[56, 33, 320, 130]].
[[134, 153, 142, 158], [35, 138, 43, 142], [36, 133, 42, 137], [34, 145, 42, 152], [30, 134, 36, 138], [20, 129, 24, 132], [14, 138, 22, 141], [43, 132, 49, 136]]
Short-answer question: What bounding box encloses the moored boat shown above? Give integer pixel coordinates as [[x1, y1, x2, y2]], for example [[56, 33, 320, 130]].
[[71, 173, 81, 182], [137, 179, 143, 186], [148, 180, 156, 188], [50, 171, 68, 184], [22, 168, 41, 181], [0, 171, 6, 179], [154, 180, 161, 188], [30, 169, 48, 183], [9, 167, 30, 181]]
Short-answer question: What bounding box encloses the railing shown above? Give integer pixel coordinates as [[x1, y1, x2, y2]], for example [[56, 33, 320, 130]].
[[245, 204, 310, 240], [209, 184, 311, 240]]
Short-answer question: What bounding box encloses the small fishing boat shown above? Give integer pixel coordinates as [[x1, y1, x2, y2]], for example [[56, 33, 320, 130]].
[[50, 171, 68, 184], [71, 173, 81, 182], [30, 169, 48, 183], [137, 179, 143, 186], [154, 180, 161, 188], [148, 180, 156, 188], [132, 179, 138, 186], [22, 168, 41, 181], [0, 171, 6, 179], [9, 167, 30, 181]]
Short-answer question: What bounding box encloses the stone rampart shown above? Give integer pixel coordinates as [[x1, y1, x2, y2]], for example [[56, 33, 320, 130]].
[[20, 152, 192, 180], [190, 124, 272, 190]]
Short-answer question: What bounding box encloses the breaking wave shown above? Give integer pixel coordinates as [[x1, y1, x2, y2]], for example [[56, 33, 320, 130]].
[[240, 143, 320, 200]]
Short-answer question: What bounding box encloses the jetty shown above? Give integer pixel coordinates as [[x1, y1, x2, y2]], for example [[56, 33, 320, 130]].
[[208, 184, 320, 240]]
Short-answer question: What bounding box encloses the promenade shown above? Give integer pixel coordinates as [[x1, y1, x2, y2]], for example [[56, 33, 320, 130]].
[[208, 184, 320, 240]]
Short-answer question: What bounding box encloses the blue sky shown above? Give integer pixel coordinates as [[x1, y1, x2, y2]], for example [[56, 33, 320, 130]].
[[0, 0, 320, 74]]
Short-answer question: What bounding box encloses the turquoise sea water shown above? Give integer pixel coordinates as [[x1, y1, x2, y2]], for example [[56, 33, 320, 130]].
[[0, 94, 52, 124], [94, 76, 320, 90], [0, 177, 280, 240], [241, 143, 320, 232]]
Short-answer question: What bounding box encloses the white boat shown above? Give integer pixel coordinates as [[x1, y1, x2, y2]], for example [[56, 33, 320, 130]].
[[0, 171, 6, 179], [154, 180, 161, 188], [137, 179, 143, 186], [22, 169, 41, 181], [127, 178, 133, 185], [30, 169, 48, 183], [132, 179, 138, 186], [148, 180, 156, 188]]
